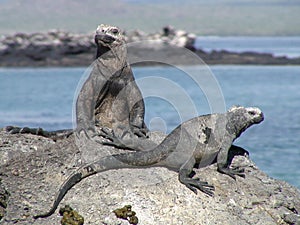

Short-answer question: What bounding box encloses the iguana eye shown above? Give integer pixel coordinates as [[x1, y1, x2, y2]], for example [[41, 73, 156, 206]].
[[111, 28, 119, 35], [248, 111, 256, 116]]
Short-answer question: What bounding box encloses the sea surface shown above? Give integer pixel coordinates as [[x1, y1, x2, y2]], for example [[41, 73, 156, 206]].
[[196, 36, 300, 58], [0, 36, 300, 189]]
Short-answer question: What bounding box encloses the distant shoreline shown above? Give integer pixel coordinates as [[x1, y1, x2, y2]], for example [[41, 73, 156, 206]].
[[1, 49, 299, 68], [1, 29, 299, 67]]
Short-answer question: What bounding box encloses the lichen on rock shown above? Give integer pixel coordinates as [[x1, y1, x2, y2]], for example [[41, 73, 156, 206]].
[[113, 205, 138, 225], [0, 181, 10, 222], [59, 205, 84, 225]]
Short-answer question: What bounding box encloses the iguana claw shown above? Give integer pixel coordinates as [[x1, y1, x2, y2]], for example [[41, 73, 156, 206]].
[[98, 128, 130, 149], [179, 177, 215, 196], [217, 167, 245, 179]]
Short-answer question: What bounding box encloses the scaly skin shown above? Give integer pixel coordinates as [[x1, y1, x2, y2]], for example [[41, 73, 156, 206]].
[[76, 24, 149, 141], [34, 106, 264, 219]]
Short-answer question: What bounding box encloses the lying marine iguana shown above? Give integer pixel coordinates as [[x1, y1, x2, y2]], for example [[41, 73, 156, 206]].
[[6, 24, 149, 142], [33, 106, 264, 219]]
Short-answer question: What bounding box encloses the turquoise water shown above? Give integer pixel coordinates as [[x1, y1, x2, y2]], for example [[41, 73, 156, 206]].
[[0, 65, 299, 189]]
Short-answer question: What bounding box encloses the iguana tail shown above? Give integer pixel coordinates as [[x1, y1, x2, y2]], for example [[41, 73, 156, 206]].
[[34, 146, 170, 219], [33, 155, 128, 219]]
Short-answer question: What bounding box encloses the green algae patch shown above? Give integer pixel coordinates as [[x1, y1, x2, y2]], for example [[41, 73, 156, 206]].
[[59, 205, 84, 225], [113, 205, 138, 224]]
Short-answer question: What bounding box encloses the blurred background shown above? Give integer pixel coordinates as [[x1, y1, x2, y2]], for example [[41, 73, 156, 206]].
[[0, 0, 299, 35]]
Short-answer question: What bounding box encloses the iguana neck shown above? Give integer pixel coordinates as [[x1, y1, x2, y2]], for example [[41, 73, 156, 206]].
[[96, 44, 127, 73], [226, 112, 248, 139], [96, 45, 110, 58]]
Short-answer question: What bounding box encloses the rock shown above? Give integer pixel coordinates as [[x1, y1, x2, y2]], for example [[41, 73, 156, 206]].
[[0, 26, 300, 67], [125, 25, 196, 50], [0, 26, 197, 67], [0, 129, 299, 224]]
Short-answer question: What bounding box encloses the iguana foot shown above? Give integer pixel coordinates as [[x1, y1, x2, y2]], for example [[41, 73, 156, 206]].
[[76, 126, 96, 140], [179, 177, 215, 196], [217, 167, 245, 179], [131, 126, 148, 138], [98, 128, 134, 150]]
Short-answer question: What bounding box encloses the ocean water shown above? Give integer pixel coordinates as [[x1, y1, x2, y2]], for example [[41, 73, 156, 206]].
[[0, 65, 299, 189], [196, 36, 300, 58]]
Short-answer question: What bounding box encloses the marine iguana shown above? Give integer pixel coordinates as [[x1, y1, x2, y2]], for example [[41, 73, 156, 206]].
[[6, 24, 149, 143], [76, 24, 148, 140], [33, 106, 264, 219]]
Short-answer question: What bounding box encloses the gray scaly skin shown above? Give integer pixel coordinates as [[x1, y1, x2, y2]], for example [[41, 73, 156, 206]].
[[33, 106, 264, 219], [76, 24, 149, 141], [6, 24, 150, 144]]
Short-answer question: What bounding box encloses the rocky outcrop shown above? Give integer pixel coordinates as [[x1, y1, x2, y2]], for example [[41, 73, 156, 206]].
[[1, 26, 299, 67], [0, 129, 299, 224], [125, 25, 196, 50], [0, 26, 196, 67], [195, 49, 300, 65], [0, 30, 95, 67]]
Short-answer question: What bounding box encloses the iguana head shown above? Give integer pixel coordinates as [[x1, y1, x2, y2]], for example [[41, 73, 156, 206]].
[[95, 24, 126, 58], [227, 106, 264, 137]]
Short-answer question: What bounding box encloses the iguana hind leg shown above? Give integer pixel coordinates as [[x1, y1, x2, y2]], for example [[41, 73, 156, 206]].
[[178, 157, 215, 196], [179, 174, 215, 196], [98, 127, 136, 150], [99, 127, 157, 151]]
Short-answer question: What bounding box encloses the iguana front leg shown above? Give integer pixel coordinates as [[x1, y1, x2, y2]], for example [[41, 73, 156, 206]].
[[178, 157, 215, 196], [217, 143, 246, 179]]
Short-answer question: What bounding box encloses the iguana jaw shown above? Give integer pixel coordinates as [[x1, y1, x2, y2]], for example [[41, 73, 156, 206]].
[[246, 107, 264, 124], [95, 24, 123, 47], [95, 33, 116, 45]]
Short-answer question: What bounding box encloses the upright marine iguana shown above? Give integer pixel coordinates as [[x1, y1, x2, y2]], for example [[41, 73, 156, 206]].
[[76, 24, 148, 140], [6, 24, 149, 143], [33, 106, 264, 219]]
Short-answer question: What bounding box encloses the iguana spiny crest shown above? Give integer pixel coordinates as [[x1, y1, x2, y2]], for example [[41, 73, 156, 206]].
[[94, 24, 127, 66]]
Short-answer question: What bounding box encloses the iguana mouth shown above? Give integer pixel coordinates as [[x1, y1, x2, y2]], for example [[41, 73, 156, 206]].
[[95, 34, 116, 44]]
